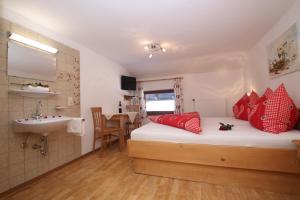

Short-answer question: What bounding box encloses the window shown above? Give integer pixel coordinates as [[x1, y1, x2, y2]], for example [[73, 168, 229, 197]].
[[144, 89, 175, 115]]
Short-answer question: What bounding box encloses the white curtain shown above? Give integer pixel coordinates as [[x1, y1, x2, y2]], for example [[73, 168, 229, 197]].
[[136, 83, 147, 122], [174, 78, 184, 114]]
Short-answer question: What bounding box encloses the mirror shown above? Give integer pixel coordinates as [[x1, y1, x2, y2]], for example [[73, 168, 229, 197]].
[[8, 41, 57, 81]]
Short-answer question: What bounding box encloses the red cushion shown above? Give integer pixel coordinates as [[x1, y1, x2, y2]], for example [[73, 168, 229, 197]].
[[233, 94, 249, 120], [249, 84, 299, 134], [149, 112, 201, 133], [248, 88, 273, 120], [247, 91, 260, 116]]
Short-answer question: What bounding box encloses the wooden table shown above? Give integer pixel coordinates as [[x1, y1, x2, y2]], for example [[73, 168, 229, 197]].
[[103, 113, 129, 151]]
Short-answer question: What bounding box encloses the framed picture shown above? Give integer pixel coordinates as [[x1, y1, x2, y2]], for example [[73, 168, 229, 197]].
[[267, 23, 300, 79]]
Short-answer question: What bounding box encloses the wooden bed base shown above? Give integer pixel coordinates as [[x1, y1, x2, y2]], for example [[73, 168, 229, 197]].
[[128, 140, 300, 194]]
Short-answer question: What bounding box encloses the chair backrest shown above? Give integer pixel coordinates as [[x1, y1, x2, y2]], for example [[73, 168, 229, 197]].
[[91, 107, 104, 131]]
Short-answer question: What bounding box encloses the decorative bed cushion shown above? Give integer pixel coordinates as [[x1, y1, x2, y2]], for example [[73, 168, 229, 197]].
[[233, 94, 249, 121], [249, 84, 299, 134], [149, 112, 201, 133], [247, 91, 260, 115], [295, 109, 300, 130], [232, 91, 258, 121], [264, 88, 273, 98], [252, 88, 273, 108]]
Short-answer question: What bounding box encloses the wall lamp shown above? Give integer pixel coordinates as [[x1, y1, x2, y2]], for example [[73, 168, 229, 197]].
[[8, 32, 58, 54]]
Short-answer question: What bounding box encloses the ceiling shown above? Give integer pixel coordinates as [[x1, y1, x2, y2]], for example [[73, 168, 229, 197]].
[[1, 0, 296, 77]]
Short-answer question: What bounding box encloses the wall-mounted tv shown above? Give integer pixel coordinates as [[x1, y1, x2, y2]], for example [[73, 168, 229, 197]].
[[121, 75, 136, 90]]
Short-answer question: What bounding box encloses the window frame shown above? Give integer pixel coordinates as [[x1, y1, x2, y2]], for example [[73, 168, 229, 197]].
[[144, 89, 175, 116]]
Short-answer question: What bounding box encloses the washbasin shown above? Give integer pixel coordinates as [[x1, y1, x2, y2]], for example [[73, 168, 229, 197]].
[[14, 116, 71, 136]]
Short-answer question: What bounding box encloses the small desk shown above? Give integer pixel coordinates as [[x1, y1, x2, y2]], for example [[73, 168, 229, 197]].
[[103, 112, 137, 151]]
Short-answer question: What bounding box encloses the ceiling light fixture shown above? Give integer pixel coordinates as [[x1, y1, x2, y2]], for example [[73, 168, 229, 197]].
[[8, 32, 58, 54], [144, 43, 166, 59]]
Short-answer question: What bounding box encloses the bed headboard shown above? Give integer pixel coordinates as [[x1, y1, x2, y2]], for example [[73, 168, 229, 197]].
[[295, 109, 300, 130]]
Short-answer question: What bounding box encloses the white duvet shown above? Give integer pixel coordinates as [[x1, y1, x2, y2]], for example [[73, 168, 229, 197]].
[[131, 117, 300, 149]]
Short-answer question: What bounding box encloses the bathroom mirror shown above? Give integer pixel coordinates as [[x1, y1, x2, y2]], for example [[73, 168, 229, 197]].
[[8, 41, 57, 81]]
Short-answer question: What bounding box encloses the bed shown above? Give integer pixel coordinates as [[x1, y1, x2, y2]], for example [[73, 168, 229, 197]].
[[127, 117, 300, 194]]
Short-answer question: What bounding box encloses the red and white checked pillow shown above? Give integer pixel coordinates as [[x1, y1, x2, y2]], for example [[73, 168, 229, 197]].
[[249, 88, 273, 118], [233, 94, 249, 120], [249, 84, 299, 134], [149, 112, 201, 134]]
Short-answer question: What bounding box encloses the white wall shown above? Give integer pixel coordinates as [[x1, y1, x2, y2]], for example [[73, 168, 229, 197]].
[[1, 9, 130, 155], [139, 66, 245, 117], [80, 51, 129, 154], [245, 1, 300, 107], [183, 68, 245, 117]]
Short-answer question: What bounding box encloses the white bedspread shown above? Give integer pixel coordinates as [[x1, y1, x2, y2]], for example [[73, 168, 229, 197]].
[[131, 117, 300, 149]]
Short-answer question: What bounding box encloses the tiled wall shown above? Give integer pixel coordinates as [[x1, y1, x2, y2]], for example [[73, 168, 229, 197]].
[[0, 18, 81, 193]]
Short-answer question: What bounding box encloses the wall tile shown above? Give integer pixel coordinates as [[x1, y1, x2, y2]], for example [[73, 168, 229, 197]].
[[0, 125, 8, 139], [0, 71, 8, 84], [0, 85, 8, 98], [8, 96, 23, 112], [0, 98, 8, 112], [0, 138, 8, 154], [23, 98, 36, 118], [0, 45, 7, 59], [49, 151, 59, 170], [9, 174, 24, 188], [1, 17, 81, 193], [9, 149, 24, 165], [9, 162, 24, 177], [37, 155, 49, 176], [0, 180, 9, 193], [0, 152, 8, 169], [0, 167, 8, 183], [0, 58, 7, 71], [25, 170, 38, 182], [8, 111, 24, 125], [0, 111, 8, 126]]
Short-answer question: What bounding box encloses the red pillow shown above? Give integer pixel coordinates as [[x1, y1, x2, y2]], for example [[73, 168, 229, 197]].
[[247, 91, 260, 115], [233, 94, 249, 120], [250, 88, 273, 112], [149, 112, 201, 134], [249, 84, 299, 134]]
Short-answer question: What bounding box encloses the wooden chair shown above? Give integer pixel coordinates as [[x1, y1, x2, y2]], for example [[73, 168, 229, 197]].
[[91, 107, 122, 152], [125, 105, 141, 138]]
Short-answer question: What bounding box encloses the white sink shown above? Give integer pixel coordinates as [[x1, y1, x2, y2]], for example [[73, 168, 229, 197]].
[[14, 116, 71, 136]]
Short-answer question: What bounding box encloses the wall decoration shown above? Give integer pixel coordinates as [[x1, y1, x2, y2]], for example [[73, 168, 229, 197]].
[[267, 23, 300, 78]]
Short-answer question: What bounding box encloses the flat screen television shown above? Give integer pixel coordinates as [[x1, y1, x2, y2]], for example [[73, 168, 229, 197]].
[[121, 75, 136, 90]]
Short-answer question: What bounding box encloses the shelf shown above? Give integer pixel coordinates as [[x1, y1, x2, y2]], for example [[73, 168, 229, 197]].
[[9, 89, 60, 98]]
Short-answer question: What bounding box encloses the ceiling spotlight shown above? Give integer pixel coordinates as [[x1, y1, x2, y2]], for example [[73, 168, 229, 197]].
[[144, 43, 166, 58]]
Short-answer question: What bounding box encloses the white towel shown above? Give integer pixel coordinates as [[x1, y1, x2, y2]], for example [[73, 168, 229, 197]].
[[67, 118, 84, 136], [126, 112, 137, 123]]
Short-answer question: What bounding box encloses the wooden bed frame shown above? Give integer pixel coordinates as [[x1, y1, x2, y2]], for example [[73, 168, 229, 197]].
[[128, 139, 300, 194]]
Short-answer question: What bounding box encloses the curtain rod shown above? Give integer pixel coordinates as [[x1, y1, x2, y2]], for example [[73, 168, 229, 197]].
[[137, 77, 183, 83]]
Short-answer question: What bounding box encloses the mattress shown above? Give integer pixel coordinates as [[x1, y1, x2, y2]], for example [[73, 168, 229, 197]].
[[131, 117, 300, 149]]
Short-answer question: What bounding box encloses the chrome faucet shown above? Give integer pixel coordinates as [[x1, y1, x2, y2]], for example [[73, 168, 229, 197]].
[[33, 100, 43, 119]]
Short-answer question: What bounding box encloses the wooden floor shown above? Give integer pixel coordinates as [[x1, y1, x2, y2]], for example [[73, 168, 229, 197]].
[[1, 145, 300, 200]]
